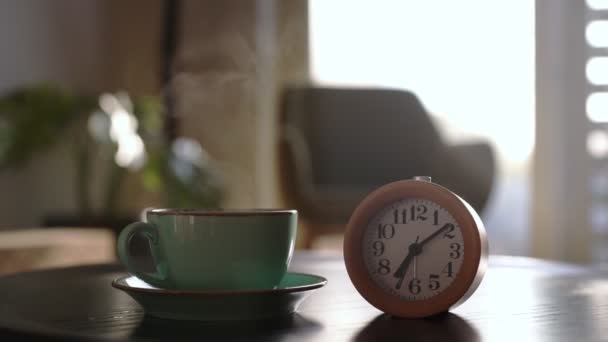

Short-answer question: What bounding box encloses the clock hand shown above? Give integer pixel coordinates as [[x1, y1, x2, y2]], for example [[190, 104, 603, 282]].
[[393, 236, 422, 289], [418, 223, 452, 247], [394, 252, 416, 290], [413, 236, 419, 279], [393, 225, 450, 290]]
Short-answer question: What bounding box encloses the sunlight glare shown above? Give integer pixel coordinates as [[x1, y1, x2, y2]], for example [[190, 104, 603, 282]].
[[309, 0, 534, 165], [587, 92, 608, 123]]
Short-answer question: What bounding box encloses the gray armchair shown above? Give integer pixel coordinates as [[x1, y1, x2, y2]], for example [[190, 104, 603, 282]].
[[279, 87, 495, 248]]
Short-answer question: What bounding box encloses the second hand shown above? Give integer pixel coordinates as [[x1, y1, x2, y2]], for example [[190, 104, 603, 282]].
[[414, 236, 419, 279]]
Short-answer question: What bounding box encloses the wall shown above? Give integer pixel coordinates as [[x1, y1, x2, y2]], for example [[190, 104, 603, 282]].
[[533, 0, 591, 263], [0, 0, 162, 228], [0, 0, 308, 228]]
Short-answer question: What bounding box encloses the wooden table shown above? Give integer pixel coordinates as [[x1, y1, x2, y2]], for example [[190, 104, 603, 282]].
[[0, 228, 115, 275], [0, 252, 604, 341]]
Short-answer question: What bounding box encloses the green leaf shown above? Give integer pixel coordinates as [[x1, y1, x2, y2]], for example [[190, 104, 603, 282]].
[[0, 84, 96, 169]]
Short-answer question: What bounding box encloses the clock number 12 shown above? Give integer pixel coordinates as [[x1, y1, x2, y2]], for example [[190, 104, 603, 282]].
[[393, 207, 440, 225]]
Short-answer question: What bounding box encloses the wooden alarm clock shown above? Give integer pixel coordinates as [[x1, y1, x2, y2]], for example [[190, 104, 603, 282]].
[[343, 176, 488, 318]]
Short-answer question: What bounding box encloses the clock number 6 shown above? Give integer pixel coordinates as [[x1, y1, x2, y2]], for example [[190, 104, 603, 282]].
[[408, 278, 421, 294]]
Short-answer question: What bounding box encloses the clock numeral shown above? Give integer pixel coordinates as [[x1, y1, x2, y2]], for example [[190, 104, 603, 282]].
[[442, 262, 454, 278], [372, 241, 385, 256], [409, 204, 428, 221], [394, 205, 430, 224], [393, 209, 405, 224], [433, 210, 439, 225], [429, 274, 440, 290], [449, 243, 461, 259], [377, 258, 391, 275], [416, 204, 428, 221], [377, 224, 395, 239], [393, 209, 409, 224], [408, 278, 421, 294], [443, 223, 455, 239]]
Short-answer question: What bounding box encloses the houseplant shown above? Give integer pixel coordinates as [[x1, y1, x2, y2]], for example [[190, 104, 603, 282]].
[[0, 84, 223, 232]]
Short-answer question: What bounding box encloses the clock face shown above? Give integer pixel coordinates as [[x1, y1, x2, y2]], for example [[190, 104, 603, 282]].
[[362, 198, 464, 300]]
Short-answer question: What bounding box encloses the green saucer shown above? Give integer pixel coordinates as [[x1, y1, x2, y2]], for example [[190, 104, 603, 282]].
[[112, 272, 327, 321]]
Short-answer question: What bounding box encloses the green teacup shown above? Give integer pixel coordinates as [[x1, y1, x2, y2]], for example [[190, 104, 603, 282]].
[[117, 209, 297, 290]]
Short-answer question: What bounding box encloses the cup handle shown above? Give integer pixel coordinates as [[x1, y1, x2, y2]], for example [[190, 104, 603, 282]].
[[117, 222, 171, 288]]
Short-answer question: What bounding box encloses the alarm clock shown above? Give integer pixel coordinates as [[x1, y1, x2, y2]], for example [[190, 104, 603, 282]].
[[343, 176, 488, 318]]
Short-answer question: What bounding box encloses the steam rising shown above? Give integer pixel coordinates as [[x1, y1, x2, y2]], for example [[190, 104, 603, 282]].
[[168, 34, 261, 206]]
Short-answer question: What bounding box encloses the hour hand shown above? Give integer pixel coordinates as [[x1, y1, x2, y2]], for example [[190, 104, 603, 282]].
[[394, 237, 422, 279], [393, 252, 415, 279], [393, 240, 422, 289]]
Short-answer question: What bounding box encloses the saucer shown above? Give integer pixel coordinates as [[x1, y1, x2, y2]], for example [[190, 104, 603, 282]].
[[112, 272, 327, 321]]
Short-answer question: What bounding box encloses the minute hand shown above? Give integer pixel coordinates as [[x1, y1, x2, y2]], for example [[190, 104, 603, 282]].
[[419, 223, 452, 247]]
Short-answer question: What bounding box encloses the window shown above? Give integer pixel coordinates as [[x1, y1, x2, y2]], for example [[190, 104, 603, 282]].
[[309, 0, 535, 255], [586, 0, 608, 263]]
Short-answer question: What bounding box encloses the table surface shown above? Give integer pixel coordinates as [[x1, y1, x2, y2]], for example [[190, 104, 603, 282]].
[[0, 252, 606, 341]]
